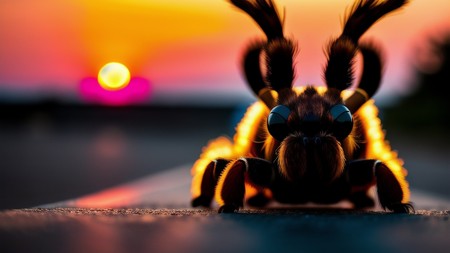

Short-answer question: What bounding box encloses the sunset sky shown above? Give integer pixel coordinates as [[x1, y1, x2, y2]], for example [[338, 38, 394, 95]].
[[0, 0, 449, 105]]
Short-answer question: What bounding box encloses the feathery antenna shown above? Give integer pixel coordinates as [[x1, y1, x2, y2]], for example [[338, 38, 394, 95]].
[[324, 0, 409, 94]]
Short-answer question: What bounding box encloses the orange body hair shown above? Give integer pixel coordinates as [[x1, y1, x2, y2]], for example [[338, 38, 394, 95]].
[[191, 87, 410, 206]]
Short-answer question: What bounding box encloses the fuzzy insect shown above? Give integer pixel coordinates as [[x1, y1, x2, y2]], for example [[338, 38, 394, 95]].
[[190, 0, 414, 213]]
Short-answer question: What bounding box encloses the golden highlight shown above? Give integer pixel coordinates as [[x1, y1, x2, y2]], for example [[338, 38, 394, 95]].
[[356, 101, 410, 203]]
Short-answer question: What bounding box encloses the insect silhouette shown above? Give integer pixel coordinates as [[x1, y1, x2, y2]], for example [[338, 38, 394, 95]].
[[190, 0, 414, 213]]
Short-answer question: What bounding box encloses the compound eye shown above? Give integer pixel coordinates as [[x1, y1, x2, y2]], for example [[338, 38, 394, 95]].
[[267, 105, 291, 141], [330, 104, 353, 139]]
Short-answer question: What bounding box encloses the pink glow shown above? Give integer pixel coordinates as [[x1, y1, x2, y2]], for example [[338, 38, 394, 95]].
[[80, 77, 151, 106], [74, 186, 138, 208], [0, 1, 449, 103]]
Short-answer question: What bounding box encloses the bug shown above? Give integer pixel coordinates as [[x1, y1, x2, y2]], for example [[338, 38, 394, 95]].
[[190, 0, 414, 213]]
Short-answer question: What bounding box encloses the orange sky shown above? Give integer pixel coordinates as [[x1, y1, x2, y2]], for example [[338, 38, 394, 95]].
[[0, 0, 449, 105]]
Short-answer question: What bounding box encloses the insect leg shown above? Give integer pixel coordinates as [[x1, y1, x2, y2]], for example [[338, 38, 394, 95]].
[[346, 159, 377, 209], [216, 158, 274, 213], [346, 159, 414, 213], [374, 161, 414, 213], [191, 159, 230, 208]]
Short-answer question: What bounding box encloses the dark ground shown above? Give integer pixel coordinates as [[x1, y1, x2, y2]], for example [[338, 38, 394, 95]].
[[0, 102, 449, 253], [0, 208, 449, 253], [0, 103, 235, 209], [0, 163, 449, 253]]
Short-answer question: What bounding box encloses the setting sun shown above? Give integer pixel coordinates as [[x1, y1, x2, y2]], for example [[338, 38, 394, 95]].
[[98, 62, 131, 91]]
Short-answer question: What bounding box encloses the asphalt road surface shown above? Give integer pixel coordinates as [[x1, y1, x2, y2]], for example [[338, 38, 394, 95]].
[[1, 104, 449, 253], [1, 165, 449, 253]]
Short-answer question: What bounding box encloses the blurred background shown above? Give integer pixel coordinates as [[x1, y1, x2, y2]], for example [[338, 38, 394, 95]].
[[0, 0, 449, 210]]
